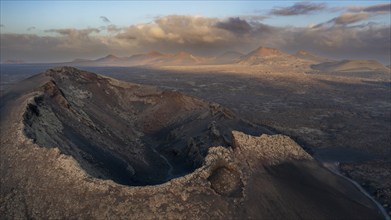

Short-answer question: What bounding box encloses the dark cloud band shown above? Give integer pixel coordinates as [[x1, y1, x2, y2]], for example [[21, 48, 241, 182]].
[[100, 16, 111, 23], [270, 2, 327, 16]]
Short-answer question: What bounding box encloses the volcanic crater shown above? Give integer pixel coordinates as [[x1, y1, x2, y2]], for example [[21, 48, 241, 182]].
[[22, 67, 270, 186]]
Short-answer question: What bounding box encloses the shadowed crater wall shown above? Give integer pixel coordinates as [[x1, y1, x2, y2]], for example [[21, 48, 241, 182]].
[[22, 67, 271, 186]]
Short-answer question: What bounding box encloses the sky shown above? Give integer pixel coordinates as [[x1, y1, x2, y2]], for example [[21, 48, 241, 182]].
[[0, 1, 390, 63]]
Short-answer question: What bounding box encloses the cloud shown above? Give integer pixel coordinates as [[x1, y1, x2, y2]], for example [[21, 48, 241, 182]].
[[239, 15, 268, 23], [332, 12, 370, 25], [100, 24, 122, 33], [0, 24, 4, 28], [40, 28, 120, 60], [45, 28, 100, 39], [315, 3, 389, 28], [215, 17, 252, 34], [116, 15, 240, 53], [270, 2, 327, 16], [115, 33, 137, 40], [0, 33, 64, 61], [279, 24, 390, 63], [27, 26, 36, 31], [1, 15, 390, 63], [318, 3, 391, 28], [106, 24, 121, 33], [100, 16, 111, 23], [348, 3, 391, 13], [0, 31, 133, 62]]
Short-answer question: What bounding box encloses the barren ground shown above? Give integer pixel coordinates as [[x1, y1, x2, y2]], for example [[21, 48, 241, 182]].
[[1, 63, 390, 216]]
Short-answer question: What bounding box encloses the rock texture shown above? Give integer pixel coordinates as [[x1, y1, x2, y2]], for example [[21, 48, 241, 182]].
[[232, 131, 312, 166], [0, 67, 384, 219]]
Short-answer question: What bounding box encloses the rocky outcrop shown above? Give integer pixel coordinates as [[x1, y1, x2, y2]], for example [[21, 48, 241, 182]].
[[232, 131, 312, 167]]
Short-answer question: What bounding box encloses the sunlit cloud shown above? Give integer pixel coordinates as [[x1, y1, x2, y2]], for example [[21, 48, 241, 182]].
[[314, 3, 390, 29], [348, 3, 391, 13], [333, 13, 370, 25]]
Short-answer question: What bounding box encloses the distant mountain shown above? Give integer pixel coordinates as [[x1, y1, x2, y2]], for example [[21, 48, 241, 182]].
[[1, 59, 26, 64], [239, 46, 295, 65], [293, 50, 330, 63], [94, 54, 124, 63], [311, 60, 390, 73], [214, 51, 243, 64], [67, 51, 210, 67], [71, 58, 91, 63], [246, 47, 285, 57], [66, 54, 128, 66], [127, 51, 168, 66], [127, 51, 209, 66], [160, 51, 207, 65]]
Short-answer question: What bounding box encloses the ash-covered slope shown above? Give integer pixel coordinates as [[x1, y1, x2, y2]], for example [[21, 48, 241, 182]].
[[0, 67, 384, 219]]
